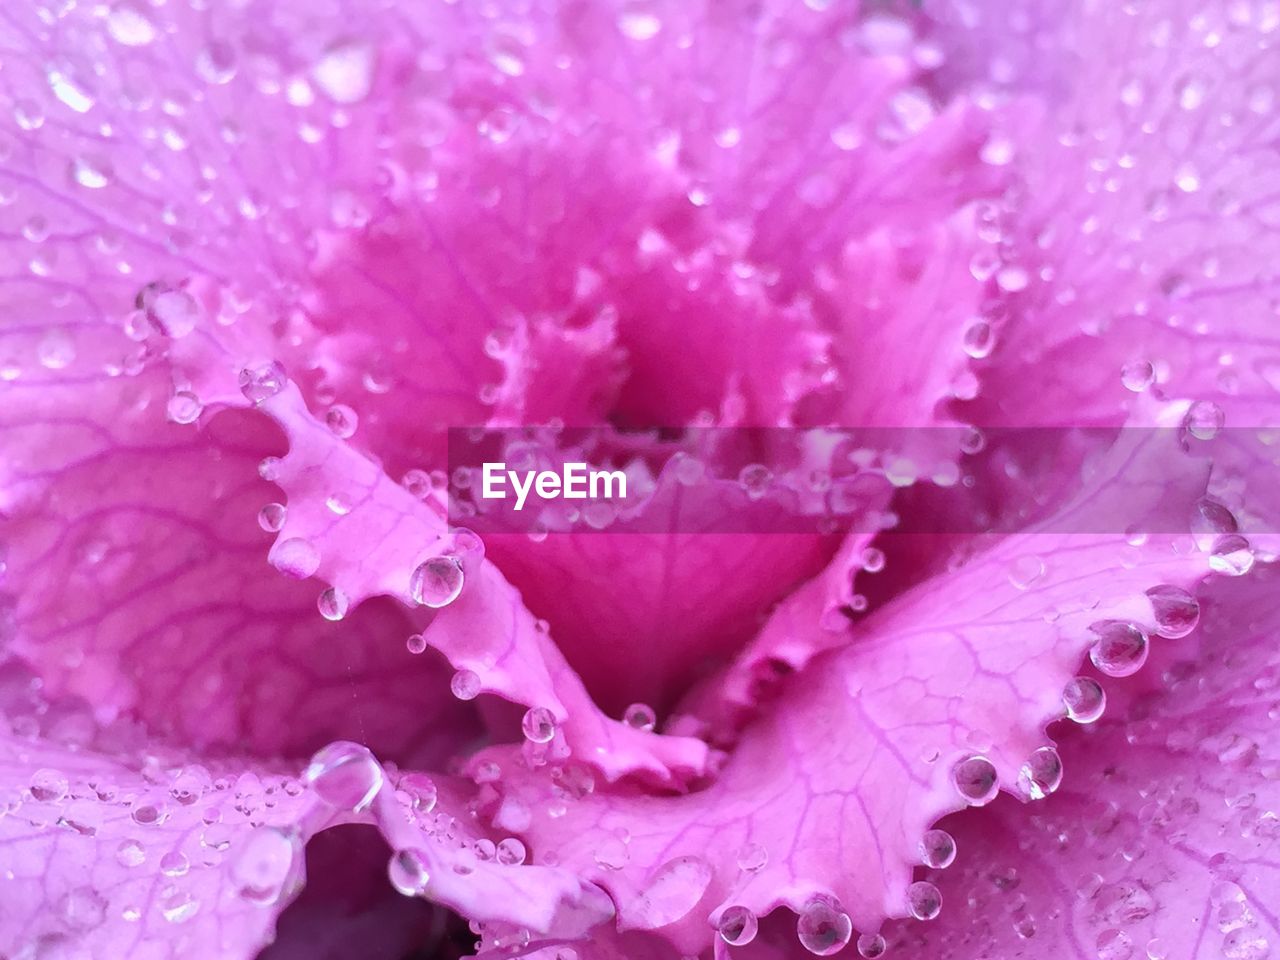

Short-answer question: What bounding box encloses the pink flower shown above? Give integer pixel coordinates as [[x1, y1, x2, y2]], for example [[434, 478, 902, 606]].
[[1, 2, 1277, 959]]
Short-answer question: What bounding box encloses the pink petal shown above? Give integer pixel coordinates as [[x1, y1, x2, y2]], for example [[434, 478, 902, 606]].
[[886, 563, 1280, 960], [481, 433, 1216, 955]]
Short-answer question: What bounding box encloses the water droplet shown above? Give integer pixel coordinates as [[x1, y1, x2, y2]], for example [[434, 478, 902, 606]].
[[1183, 400, 1224, 440], [624, 702, 656, 731], [737, 841, 768, 872], [406, 633, 427, 654], [797, 897, 853, 955], [273, 537, 320, 579], [861, 548, 885, 573], [30, 768, 69, 801], [410, 556, 464, 607], [450, 668, 481, 700], [304, 741, 383, 812], [919, 828, 956, 868], [317, 587, 348, 621], [325, 404, 358, 439], [70, 156, 110, 189], [230, 826, 298, 905], [1089, 621, 1149, 677], [161, 889, 199, 924], [857, 933, 887, 958], [1174, 162, 1201, 193], [719, 905, 759, 946], [952, 756, 999, 805], [258, 503, 286, 533], [1017, 746, 1063, 800], [522, 706, 557, 743], [131, 802, 166, 826], [116, 839, 146, 867], [594, 836, 630, 869], [48, 69, 95, 113], [313, 40, 376, 104], [147, 287, 200, 338], [238, 361, 287, 404], [618, 5, 662, 40], [962, 319, 995, 359], [196, 41, 238, 84], [1146, 585, 1200, 638], [629, 856, 713, 928], [1209, 535, 1255, 576], [160, 850, 189, 876], [1097, 928, 1135, 960], [107, 2, 157, 46], [60, 886, 107, 929], [14, 99, 45, 131], [166, 390, 202, 424], [739, 464, 773, 499], [1223, 930, 1271, 960], [907, 880, 942, 920], [1122, 360, 1155, 392], [1063, 676, 1106, 723], [37, 329, 76, 370], [1008, 554, 1045, 590], [496, 837, 526, 865]]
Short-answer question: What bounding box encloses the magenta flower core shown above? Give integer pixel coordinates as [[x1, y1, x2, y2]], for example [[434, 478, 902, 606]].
[[2, 2, 1279, 960]]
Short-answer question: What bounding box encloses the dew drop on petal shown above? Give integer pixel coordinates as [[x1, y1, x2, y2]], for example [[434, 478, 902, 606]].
[[1121, 360, 1155, 392], [521, 706, 557, 744], [239, 361, 288, 404], [1017, 746, 1063, 800], [411, 556, 464, 607], [272, 537, 320, 579], [1008, 554, 1044, 590], [624, 702, 656, 731], [450, 669, 481, 701], [30, 768, 69, 802], [857, 933, 887, 958], [60, 886, 108, 929], [797, 897, 853, 955], [48, 69, 95, 113], [961, 318, 995, 359], [952, 755, 999, 805], [196, 41, 238, 84], [907, 880, 942, 921], [317, 587, 348, 621], [496, 837, 526, 865], [406, 633, 427, 654], [325, 404, 359, 439], [618, 5, 662, 40], [1097, 928, 1134, 960], [312, 40, 376, 104], [593, 836, 630, 870], [1146, 585, 1200, 638], [919, 828, 956, 869], [1089, 621, 1149, 677], [1183, 400, 1224, 440], [230, 826, 298, 905], [148, 288, 200, 337], [398, 772, 437, 813], [70, 156, 111, 189], [258, 503, 286, 533], [107, 2, 157, 46], [1209, 535, 1255, 576], [736, 841, 768, 872], [387, 848, 430, 896], [304, 741, 383, 812], [719, 905, 759, 946], [1063, 676, 1106, 723], [160, 850, 189, 876], [166, 390, 202, 424]]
